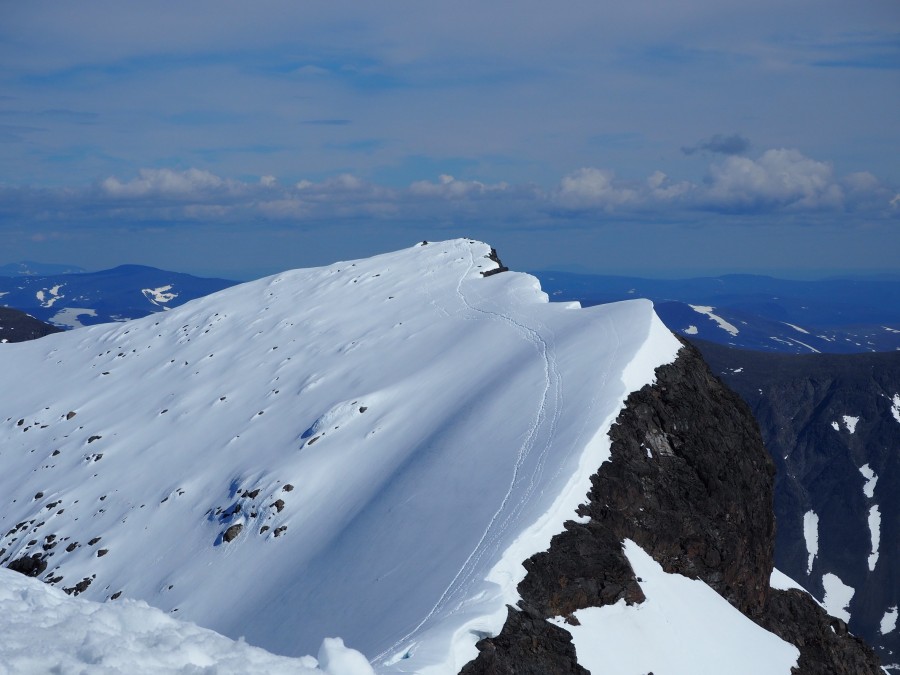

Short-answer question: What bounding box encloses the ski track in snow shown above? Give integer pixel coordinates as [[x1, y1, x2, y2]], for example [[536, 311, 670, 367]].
[[377, 247, 564, 661]]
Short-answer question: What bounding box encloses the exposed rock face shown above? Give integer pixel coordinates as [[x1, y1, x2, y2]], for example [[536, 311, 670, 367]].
[[462, 339, 882, 673], [7, 553, 47, 578], [460, 606, 587, 675], [761, 588, 884, 675], [480, 249, 509, 277], [586, 339, 776, 617]]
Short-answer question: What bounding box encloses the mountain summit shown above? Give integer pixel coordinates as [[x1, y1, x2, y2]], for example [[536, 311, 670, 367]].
[[0, 239, 882, 673], [0, 239, 679, 669]]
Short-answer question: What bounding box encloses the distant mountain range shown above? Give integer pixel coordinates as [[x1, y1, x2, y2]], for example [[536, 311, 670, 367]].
[[533, 271, 900, 354], [0, 261, 87, 277], [0, 265, 237, 328], [697, 340, 900, 670]]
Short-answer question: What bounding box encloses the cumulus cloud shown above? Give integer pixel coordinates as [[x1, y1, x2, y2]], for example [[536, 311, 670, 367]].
[[703, 148, 844, 210], [556, 168, 638, 210], [0, 151, 893, 234], [682, 133, 750, 156], [101, 168, 240, 200]]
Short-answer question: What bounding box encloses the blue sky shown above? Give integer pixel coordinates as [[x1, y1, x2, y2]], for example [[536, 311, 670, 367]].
[[1, 1, 898, 279]]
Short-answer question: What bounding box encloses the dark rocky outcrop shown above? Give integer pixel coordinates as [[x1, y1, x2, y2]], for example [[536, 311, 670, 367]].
[[459, 606, 588, 675], [462, 339, 881, 673], [223, 524, 243, 543], [0, 307, 62, 343], [761, 588, 883, 674], [481, 249, 509, 277], [7, 553, 47, 577]]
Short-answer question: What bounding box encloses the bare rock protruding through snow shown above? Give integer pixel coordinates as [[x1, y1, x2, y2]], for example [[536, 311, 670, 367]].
[[463, 340, 882, 674]]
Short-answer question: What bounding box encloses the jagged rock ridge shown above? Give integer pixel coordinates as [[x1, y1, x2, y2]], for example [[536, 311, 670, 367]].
[[463, 340, 882, 674]]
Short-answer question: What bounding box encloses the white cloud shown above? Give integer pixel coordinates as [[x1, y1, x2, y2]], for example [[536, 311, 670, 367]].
[[101, 168, 236, 199], [647, 171, 694, 201], [556, 168, 638, 210], [3, 151, 892, 230], [408, 174, 510, 198], [704, 149, 844, 210]]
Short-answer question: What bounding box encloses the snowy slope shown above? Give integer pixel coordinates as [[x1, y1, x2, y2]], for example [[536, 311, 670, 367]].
[[552, 541, 800, 675], [0, 239, 681, 672]]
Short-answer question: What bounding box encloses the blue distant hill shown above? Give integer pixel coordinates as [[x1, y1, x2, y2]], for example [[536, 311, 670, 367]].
[[532, 271, 900, 354], [0, 261, 87, 276], [0, 265, 238, 328]]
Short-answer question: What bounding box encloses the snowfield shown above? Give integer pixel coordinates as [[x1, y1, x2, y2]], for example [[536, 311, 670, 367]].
[[0, 238, 799, 673], [553, 540, 799, 675]]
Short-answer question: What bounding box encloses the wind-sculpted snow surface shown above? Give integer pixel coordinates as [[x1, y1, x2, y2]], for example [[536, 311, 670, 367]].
[[0, 239, 680, 672], [0, 567, 371, 675]]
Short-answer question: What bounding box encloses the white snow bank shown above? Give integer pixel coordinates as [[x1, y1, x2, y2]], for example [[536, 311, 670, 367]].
[[892, 394, 900, 424], [842, 415, 859, 434], [868, 505, 881, 571], [783, 322, 810, 334], [49, 306, 97, 328], [803, 510, 819, 574], [142, 285, 178, 306], [554, 540, 799, 674], [771, 568, 805, 592], [682, 325, 698, 335], [860, 464, 878, 499], [821, 572, 854, 623], [881, 606, 898, 635], [688, 305, 739, 336], [0, 568, 371, 675]]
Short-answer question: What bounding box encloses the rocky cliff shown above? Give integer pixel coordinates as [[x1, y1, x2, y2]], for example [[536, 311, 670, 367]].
[[462, 339, 882, 674]]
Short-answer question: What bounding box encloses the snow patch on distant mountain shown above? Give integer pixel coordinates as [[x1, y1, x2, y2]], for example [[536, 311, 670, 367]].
[[0, 567, 371, 675], [783, 322, 810, 334], [682, 325, 698, 335], [868, 505, 881, 572], [822, 573, 855, 623], [688, 305, 740, 336], [48, 307, 98, 328], [36, 284, 65, 308], [860, 464, 878, 499], [804, 510, 819, 573], [552, 540, 799, 675], [142, 285, 178, 307], [832, 415, 860, 434], [892, 394, 900, 424], [883, 607, 898, 635], [781, 336, 821, 354]]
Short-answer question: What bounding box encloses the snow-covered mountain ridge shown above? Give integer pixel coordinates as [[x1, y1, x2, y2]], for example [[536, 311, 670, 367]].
[[0, 239, 681, 671]]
